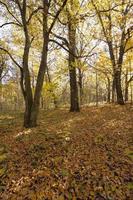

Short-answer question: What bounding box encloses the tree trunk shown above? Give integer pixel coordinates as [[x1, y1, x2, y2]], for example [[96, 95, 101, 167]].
[[41, 96, 44, 109], [46, 65, 58, 109], [24, 100, 33, 128], [0, 65, 3, 111], [125, 84, 129, 102], [114, 70, 124, 105], [108, 41, 124, 105], [29, 3, 49, 127], [107, 77, 111, 103], [22, 35, 33, 127], [96, 70, 98, 106], [112, 76, 116, 103], [130, 82, 133, 104], [19, 1, 34, 128], [125, 68, 129, 102], [78, 68, 83, 105], [30, 48, 48, 127], [69, 68, 79, 111], [68, 14, 79, 112], [22, 42, 33, 127]]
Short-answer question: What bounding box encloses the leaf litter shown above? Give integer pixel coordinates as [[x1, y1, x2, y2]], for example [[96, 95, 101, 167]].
[[0, 105, 133, 199]]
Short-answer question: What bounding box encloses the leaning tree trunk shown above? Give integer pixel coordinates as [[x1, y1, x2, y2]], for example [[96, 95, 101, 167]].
[[68, 15, 79, 112], [30, 39, 48, 127], [29, 3, 49, 127]]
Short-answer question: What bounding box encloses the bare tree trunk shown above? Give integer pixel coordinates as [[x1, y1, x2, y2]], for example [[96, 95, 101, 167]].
[[46, 65, 58, 109], [130, 83, 133, 104], [107, 77, 111, 103], [78, 68, 83, 105], [30, 4, 49, 127], [114, 69, 124, 105], [115, 32, 125, 105], [0, 65, 3, 80], [15, 0, 33, 127], [23, 30, 33, 128], [96, 70, 98, 106], [125, 68, 129, 102], [41, 96, 44, 109], [112, 76, 116, 103], [125, 84, 129, 102], [130, 59, 133, 104], [0, 64, 3, 110], [68, 14, 79, 112]]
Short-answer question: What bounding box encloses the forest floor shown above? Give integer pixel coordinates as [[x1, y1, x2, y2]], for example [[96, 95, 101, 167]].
[[0, 105, 133, 200]]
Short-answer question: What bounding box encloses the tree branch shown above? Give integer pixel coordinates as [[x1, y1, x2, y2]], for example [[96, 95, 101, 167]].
[[48, 0, 68, 34], [0, 69, 8, 81], [124, 46, 133, 53], [0, 22, 22, 28], [0, 47, 22, 69], [0, 1, 22, 25], [27, 6, 43, 25], [51, 32, 69, 47]]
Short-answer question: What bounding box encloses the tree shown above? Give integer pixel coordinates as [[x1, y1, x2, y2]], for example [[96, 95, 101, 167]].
[[67, 0, 80, 111], [94, 53, 113, 103], [0, 0, 68, 127], [90, 0, 133, 105], [123, 51, 133, 101]]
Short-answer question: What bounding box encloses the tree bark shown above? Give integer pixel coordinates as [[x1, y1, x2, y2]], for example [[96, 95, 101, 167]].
[[68, 14, 79, 112], [20, 1, 33, 127], [29, 2, 49, 127], [46, 65, 58, 109], [95, 70, 98, 106], [107, 77, 111, 103], [125, 68, 129, 102], [112, 75, 116, 103], [114, 69, 124, 105], [78, 68, 83, 105], [0, 0, 68, 128], [20, 0, 48, 127], [125, 83, 129, 102], [0, 65, 3, 111], [30, 38, 48, 127]]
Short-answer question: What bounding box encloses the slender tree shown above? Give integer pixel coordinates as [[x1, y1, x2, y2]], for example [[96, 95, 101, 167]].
[[67, 1, 80, 111]]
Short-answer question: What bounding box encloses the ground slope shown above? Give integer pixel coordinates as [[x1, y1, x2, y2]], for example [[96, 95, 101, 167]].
[[0, 105, 133, 200]]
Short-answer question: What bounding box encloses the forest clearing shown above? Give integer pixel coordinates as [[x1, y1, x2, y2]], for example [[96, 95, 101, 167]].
[[0, 0, 133, 199]]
